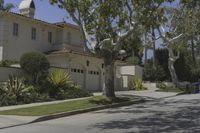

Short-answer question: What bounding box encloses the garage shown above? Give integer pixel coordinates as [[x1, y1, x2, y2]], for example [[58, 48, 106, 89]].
[[86, 67, 101, 91], [70, 63, 85, 88]]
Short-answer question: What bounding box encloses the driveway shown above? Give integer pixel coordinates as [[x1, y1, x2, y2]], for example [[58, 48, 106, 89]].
[[1, 94, 200, 133]]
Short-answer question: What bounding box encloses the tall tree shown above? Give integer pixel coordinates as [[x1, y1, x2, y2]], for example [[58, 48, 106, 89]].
[[131, 0, 174, 68], [157, 8, 184, 87], [0, 0, 14, 11], [179, 0, 200, 64], [49, 0, 139, 98]]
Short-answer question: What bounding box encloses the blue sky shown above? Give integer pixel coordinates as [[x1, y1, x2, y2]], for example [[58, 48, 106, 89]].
[[5, 0, 179, 24], [5, 0, 73, 23]]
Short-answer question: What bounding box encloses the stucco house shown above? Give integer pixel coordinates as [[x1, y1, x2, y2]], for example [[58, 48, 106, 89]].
[[0, 0, 143, 91]]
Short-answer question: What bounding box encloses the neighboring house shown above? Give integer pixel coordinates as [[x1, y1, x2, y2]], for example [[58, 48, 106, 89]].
[[0, 0, 143, 91]]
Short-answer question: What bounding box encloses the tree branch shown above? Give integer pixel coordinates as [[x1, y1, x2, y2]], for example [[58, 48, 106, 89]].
[[147, 32, 161, 40], [95, 38, 111, 49], [114, 22, 137, 51], [169, 34, 183, 42]]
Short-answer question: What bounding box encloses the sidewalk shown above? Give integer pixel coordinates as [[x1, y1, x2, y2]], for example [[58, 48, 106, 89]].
[[0, 115, 38, 129]]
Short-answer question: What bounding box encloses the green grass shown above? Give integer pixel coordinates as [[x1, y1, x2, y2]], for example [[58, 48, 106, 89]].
[[156, 87, 183, 92], [0, 96, 131, 116]]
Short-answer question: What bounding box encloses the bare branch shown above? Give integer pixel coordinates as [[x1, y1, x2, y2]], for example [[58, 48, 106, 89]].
[[169, 34, 183, 42], [95, 38, 111, 49], [125, 0, 133, 27], [160, 26, 166, 37]]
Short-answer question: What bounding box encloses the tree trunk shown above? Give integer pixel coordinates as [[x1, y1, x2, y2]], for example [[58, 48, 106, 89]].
[[168, 49, 179, 87], [191, 38, 196, 64], [152, 26, 156, 68], [144, 47, 148, 64], [103, 56, 116, 98]]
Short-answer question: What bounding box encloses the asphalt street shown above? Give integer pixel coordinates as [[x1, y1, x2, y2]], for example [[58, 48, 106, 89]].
[[1, 94, 200, 133]]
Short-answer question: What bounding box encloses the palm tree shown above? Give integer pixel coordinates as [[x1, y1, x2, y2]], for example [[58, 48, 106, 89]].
[[0, 0, 14, 11]]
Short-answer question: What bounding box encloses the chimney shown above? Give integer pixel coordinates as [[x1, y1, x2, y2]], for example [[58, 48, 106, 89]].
[[19, 0, 35, 18]]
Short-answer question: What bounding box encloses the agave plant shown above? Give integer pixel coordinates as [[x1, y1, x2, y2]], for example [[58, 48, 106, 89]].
[[3, 75, 32, 102], [48, 69, 72, 88], [47, 69, 73, 98], [129, 78, 147, 91]]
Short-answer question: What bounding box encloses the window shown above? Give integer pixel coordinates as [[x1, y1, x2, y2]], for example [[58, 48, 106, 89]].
[[102, 63, 104, 69], [13, 23, 19, 36], [48, 32, 52, 43], [31, 27, 36, 40], [86, 60, 90, 66], [81, 70, 84, 73]]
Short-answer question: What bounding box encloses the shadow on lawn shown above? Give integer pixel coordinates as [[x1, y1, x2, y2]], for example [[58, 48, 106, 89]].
[[90, 99, 200, 133]]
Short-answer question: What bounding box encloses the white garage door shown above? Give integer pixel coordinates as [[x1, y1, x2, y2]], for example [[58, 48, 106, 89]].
[[87, 68, 100, 91], [70, 64, 85, 88]]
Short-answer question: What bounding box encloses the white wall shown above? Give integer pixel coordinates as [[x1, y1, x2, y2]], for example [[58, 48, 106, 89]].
[[0, 67, 22, 81], [2, 15, 60, 60], [120, 66, 136, 75], [48, 53, 104, 91]]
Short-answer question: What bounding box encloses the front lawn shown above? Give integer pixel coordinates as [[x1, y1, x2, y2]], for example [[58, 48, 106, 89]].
[[156, 87, 183, 92], [0, 96, 131, 116]]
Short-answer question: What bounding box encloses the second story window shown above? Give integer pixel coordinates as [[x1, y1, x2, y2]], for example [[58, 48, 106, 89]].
[[48, 32, 52, 43], [13, 23, 19, 36], [31, 27, 36, 40]]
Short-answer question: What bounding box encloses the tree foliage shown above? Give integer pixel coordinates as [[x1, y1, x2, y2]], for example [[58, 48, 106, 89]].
[[0, 0, 14, 11], [50, 0, 143, 98]]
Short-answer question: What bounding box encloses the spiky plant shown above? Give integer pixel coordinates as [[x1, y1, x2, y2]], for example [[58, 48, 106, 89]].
[[48, 69, 72, 88]]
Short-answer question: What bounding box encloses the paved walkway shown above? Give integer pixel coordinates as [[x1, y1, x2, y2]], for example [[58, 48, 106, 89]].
[[0, 90, 179, 129]]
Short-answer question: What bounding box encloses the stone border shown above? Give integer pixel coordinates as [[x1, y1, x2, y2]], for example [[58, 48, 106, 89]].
[[31, 98, 146, 123]]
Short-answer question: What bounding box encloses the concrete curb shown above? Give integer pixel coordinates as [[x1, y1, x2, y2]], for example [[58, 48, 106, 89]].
[[30, 98, 146, 123]]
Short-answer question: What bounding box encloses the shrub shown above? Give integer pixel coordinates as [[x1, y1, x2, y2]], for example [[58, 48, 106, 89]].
[[48, 69, 72, 88], [129, 78, 147, 91], [0, 75, 50, 106], [156, 82, 167, 89], [20, 52, 50, 85], [55, 85, 92, 100], [143, 63, 167, 82], [46, 69, 92, 100], [0, 60, 18, 67], [47, 69, 72, 98], [89, 96, 130, 105]]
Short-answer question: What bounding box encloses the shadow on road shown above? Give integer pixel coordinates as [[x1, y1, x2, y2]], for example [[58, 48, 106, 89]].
[[90, 99, 200, 133]]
